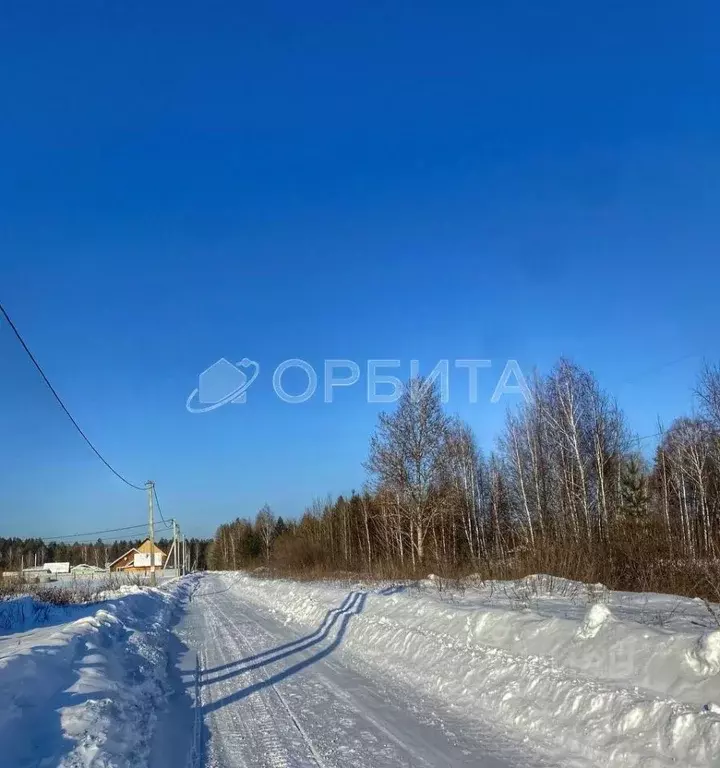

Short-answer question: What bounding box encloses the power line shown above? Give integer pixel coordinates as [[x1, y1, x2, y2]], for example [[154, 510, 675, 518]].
[[153, 485, 168, 525], [0, 301, 146, 491], [42, 522, 173, 541], [616, 353, 702, 391], [633, 421, 720, 450], [40, 521, 173, 541], [636, 430, 664, 443]]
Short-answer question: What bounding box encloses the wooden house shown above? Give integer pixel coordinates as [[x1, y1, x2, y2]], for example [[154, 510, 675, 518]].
[[108, 539, 167, 573]]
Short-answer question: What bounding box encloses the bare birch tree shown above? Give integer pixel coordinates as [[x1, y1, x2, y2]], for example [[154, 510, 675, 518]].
[[366, 377, 450, 565], [255, 504, 275, 563]]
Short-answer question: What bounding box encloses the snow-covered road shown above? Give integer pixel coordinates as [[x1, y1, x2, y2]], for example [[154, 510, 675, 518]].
[[3, 573, 719, 766], [160, 574, 544, 768]]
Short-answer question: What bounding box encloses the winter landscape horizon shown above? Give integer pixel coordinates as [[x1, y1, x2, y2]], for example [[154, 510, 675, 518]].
[[2, 0, 720, 765]]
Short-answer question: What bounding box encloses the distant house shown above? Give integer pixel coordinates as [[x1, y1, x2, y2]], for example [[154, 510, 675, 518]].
[[108, 547, 139, 571], [70, 564, 107, 575], [22, 565, 50, 575], [108, 539, 166, 573], [21, 565, 53, 582], [43, 562, 70, 574]]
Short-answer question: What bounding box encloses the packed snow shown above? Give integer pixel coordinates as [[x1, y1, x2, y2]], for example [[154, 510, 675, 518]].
[[2, 572, 720, 766], [159, 573, 539, 768]]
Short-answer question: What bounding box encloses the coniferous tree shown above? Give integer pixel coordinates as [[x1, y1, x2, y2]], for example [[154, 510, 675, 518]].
[[620, 455, 649, 522]]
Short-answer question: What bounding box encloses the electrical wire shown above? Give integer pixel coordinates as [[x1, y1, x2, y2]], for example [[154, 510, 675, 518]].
[[153, 485, 168, 525], [616, 353, 701, 391], [0, 301, 146, 491], [40, 521, 172, 541], [635, 430, 664, 444]]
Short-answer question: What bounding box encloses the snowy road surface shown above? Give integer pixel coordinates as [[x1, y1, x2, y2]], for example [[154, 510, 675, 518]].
[[3, 574, 718, 766], [156, 574, 545, 768]]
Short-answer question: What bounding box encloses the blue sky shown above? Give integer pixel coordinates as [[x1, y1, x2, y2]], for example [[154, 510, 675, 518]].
[[1, 1, 718, 538]]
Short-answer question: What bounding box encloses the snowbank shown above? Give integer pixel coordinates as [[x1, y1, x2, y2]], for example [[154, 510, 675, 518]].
[[224, 573, 720, 767], [0, 575, 199, 767]]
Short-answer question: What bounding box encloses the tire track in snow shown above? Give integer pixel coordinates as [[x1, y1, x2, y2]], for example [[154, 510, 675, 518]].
[[207, 594, 325, 767], [214, 588, 460, 767], [232, 603, 437, 767], [205, 596, 290, 767], [201, 601, 260, 767], [220, 591, 450, 768], [180, 574, 537, 768], [199, 591, 326, 767]]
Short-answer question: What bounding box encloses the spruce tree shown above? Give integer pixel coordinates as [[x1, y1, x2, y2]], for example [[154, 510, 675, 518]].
[[620, 455, 649, 522]]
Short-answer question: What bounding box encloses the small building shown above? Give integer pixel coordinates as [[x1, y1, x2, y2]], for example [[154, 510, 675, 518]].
[[70, 564, 107, 576], [21, 566, 54, 582], [108, 539, 167, 574], [23, 565, 49, 573], [43, 562, 70, 575]]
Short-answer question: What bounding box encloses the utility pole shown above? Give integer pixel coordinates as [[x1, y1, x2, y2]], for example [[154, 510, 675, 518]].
[[172, 518, 178, 575], [147, 480, 156, 586], [182, 534, 187, 575]]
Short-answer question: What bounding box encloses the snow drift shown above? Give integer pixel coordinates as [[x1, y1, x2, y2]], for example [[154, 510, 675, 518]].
[[0, 576, 199, 768], [225, 573, 720, 768]]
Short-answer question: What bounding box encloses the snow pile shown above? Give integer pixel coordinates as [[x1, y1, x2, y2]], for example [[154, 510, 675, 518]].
[[0, 575, 198, 767], [225, 573, 720, 767], [688, 630, 720, 678]]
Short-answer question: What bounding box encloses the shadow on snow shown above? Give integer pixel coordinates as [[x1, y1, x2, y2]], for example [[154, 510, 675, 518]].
[[376, 584, 407, 597], [201, 590, 359, 677], [199, 590, 367, 716]]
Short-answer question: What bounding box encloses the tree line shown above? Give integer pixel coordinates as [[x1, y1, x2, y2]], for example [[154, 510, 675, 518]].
[[0, 537, 212, 572], [208, 358, 720, 597]]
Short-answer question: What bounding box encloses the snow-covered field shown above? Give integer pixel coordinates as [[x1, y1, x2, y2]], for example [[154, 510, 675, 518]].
[[2, 571, 720, 767]]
